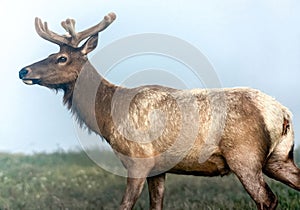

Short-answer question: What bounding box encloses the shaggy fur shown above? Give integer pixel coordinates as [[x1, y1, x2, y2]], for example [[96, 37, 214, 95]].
[[19, 13, 300, 210]]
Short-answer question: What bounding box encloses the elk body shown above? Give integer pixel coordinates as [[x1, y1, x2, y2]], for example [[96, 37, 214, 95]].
[[19, 12, 300, 210]]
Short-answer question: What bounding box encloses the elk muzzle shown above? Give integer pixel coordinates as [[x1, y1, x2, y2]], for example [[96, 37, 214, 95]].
[[19, 68, 40, 85], [19, 68, 28, 79]]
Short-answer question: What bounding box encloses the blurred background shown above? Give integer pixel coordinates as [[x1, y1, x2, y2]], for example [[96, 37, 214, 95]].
[[1, 0, 300, 153]]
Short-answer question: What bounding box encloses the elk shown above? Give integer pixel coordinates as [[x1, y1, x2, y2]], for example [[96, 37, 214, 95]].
[[19, 12, 300, 210]]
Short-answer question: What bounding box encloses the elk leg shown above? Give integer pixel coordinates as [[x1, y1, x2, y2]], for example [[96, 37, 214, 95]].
[[264, 145, 300, 191], [233, 169, 278, 210], [119, 157, 155, 210], [263, 134, 300, 191], [225, 147, 278, 210], [147, 173, 166, 210], [119, 177, 146, 210], [264, 159, 300, 191]]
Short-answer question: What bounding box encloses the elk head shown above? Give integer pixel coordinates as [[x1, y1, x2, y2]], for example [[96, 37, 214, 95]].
[[19, 12, 116, 90]]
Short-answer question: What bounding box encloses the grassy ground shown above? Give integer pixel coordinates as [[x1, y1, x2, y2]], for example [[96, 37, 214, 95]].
[[0, 149, 299, 210]]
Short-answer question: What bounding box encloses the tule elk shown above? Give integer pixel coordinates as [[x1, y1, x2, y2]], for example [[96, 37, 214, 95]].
[[19, 12, 300, 210]]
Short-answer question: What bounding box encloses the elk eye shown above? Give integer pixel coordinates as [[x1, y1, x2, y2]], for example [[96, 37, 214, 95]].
[[57, 56, 67, 63]]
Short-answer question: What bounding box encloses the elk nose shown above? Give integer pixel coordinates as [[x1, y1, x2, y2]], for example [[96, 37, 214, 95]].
[[19, 68, 29, 79]]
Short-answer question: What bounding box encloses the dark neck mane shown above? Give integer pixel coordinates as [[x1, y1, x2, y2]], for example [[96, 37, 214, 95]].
[[63, 83, 75, 109]]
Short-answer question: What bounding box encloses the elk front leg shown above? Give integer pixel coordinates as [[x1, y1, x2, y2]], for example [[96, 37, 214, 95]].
[[147, 173, 166, 210], [119, 158, 155, 210], [120, 177, 147, 210]]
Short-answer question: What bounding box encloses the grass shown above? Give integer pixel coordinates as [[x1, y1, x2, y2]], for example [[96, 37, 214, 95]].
[[0, 148, 299, 209]]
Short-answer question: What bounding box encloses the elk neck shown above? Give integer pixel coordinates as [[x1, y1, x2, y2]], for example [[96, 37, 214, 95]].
[[63, 60, 119, 141]]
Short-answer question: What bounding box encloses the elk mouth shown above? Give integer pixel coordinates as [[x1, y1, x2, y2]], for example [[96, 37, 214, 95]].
[[22, 79, 40, 85]]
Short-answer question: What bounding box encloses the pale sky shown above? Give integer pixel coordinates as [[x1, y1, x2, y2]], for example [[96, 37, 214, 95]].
[[1, 0, 300, 153]]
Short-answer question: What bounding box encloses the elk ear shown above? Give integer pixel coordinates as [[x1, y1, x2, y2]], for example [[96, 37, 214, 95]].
[[80, 33, 99, 55]]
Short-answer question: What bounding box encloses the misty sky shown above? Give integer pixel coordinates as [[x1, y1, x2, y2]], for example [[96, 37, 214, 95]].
[[1, 0, 300, 153]]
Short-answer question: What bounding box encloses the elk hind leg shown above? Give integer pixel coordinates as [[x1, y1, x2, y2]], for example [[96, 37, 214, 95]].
[[225, 147, 278, 209], [264, 144, 300, 191], [233, 169, 278, 210]]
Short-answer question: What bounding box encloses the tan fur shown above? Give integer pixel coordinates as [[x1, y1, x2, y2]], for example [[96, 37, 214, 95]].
[[19, 14, 300, 210]]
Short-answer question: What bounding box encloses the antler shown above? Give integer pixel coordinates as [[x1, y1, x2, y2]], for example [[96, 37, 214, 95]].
[[35, 12, 116, 47]]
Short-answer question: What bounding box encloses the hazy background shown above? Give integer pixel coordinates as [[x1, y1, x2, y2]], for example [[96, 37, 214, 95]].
[[1, 0, 300, 153]]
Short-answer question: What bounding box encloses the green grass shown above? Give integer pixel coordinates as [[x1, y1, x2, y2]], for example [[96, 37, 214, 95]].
[[0, 149, 299, 210]]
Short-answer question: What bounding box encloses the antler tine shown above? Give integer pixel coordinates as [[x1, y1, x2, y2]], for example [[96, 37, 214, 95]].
[[74, 12, 117, 46], [61, 18, 77, 38], [35, 17, 69, 46]]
